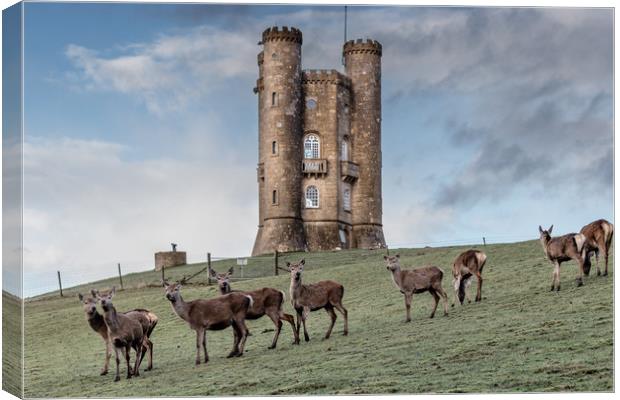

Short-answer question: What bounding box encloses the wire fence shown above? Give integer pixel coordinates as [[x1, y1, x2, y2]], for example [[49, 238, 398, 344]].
[[28, 234, 537, 301]]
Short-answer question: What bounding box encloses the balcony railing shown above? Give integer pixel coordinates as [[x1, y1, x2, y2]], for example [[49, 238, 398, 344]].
[[302, 159, 327, 175], [340, 160, 359, 182]]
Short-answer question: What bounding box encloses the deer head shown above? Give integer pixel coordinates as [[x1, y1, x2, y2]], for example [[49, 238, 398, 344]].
[[210, 267, 234, 293], [162, 281, 182, 303], [78, 292, 98, 315], [539, 225, 553, 243], [287, 259, 305, 282], [91, 287, 116, 312], [383, 254, 401, 272]]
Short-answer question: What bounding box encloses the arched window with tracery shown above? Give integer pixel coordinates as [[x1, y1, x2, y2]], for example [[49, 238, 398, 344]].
[[304, 134, 320, 159], [305, 185, 319, 208]]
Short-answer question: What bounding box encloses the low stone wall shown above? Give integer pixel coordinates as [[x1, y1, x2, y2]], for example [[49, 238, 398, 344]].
[[154, 251, 187, 271]]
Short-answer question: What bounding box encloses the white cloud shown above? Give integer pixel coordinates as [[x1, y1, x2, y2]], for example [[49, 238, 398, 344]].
[[23, 136, 258, 294], [66, 25, 257, 115]]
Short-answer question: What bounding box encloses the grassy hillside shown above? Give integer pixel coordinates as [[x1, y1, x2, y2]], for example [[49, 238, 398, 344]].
[[23, 240, 613, 396], [3, 291, 22, 398]]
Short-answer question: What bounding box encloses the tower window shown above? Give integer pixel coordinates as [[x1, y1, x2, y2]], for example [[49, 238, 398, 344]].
[[271, 92, 278, 107], [343, 185, 351, 211], [272, 190, 278, 205], [305, 186, 319, 208], [304, 134, 320, 159], [272, 141, 278, 155], [306, 98, 317, 110], [341, 138, 349, 161]]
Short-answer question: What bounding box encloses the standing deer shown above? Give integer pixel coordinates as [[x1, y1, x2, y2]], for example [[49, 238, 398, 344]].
[[383, 255, 448, 322], [452, 250, 487, 306], [538, 225, 587, 290], [580, 219, 614, 277], [287, 259, 348, 343], [162, 281, 252, 364], [210, 267, 299, 348], [78, 293, 113, 375], [91, 287, 146, 382]]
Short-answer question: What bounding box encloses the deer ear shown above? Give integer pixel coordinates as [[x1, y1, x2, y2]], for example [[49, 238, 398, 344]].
[[395, 254, 400, 259], [383, 255, 388, 260], [300, 259, 305, 265], [539, 225, 543, 234], [110, 286, 116, 296], [78, 293, 84, 302], [208, 268, 217, 278], [91, 289, 98, 298], [548, 225, 553, 234], [161, 279, 168, 288], [228, 267, 234, 275]]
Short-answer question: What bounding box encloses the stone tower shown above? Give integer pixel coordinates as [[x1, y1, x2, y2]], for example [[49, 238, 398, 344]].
[[252, 26, 386, 256]]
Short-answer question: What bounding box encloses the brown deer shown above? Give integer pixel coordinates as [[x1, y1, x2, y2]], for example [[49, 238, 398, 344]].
[[452, 250, 487, 306], [162, 281, 252, 364], [383, 255, 448, 322], [79, 293, 158, 375], [210, 267, 299, 348], [78, 293, 113, 375], [287, 259, 348, 343], [538, 225, 587, 290], [580, 219, 614, 277], [91, 287, 146, 382]]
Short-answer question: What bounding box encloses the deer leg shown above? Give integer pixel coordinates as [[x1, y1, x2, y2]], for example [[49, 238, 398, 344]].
[[293, 309, 302, 345], [195, 329, 204, 365], [302, 306, 311, 342], [281, 312, 298, 345], [429, 290, 439, 318], [599, 246, 608, 276], [238, 320, 249, 356], [550, 263, 557, 291], [333, 303, 348, 335], [124, 345, 132, 379], [555, 262, 561, 291], [101, 338, 111, 375], [201, 330, 208, 363], [435, 286, 449, 316], [465, 278, 473, 303], [267, 311, 282, 349], [113, 347, 121, 382], [324, 306, 337, 339], [228, 323, 241, 358], [451, 277, 459, 307], [132, 344, 142, 378], [404, 292, 412, 322], [575, 255, 584, 287], [146, 338, 153, 371], [475, 273, 483, 302]]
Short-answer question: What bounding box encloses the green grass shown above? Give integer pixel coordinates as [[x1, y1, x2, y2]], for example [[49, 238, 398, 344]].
[[23, 240, 613, 396], [3, 291, 23, 398]]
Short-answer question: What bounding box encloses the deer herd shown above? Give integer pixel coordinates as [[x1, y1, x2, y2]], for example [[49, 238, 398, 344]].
[[78, 218, 612, 382]]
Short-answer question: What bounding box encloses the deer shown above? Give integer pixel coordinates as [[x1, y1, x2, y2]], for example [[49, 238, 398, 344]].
[[538, 225, 587, 291], [79, 292, 158, 375], [91, 287, 147, 382], [287, 259, 348, 343], [162, 280, 253, 365], [209, 267, 299, 348], [451, 250, 487, 306], [383, 254, 448, 322], [580, 219, 614, 277]]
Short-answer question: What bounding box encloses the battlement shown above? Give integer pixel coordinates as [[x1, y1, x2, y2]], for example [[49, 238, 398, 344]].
[[343, 38, 382, 57], [262, 26, 303, 44], [302, 69, 351, 88]]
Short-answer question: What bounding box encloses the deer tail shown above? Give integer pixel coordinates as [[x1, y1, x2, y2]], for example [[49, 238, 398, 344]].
[[574, 233, 587, 253], [244, 295, 254, 309], [603, 221, 614, 248]]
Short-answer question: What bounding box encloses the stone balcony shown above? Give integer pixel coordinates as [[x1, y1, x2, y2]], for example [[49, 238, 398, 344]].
[[340, 160, 359, 182], [302, 159, 327, 175]]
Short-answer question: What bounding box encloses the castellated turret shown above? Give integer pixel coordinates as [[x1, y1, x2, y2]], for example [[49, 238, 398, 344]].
[[252, 27, 386, 256]]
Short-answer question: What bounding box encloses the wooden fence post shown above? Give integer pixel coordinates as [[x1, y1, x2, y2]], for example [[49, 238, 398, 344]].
[[117, 263, 124, 290], [483, 237, 487, 246], [274, 250, 279, 276], [57, 270, 63, 297], [161, 264, 165, 283], [207, 253, 212, 285]]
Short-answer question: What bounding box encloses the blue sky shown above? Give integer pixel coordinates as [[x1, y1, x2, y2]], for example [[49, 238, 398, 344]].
[[18, 4, 613, 296]]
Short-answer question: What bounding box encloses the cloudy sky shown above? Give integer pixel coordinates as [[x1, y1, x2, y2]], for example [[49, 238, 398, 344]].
[[19, 3, 613, 296]]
